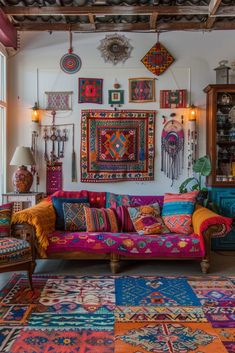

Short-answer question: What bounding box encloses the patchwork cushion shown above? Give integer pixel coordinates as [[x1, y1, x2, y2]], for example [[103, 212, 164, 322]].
[[63, 202, 90, 231], [0, 203, 13, 237], [106, 192, 131, 208], [128, 203, 168, 235], [0, 237, 32, 266], [52, 197, 89, 230], [162, 191, 198, 234], [84, 207, 119, 232], [116, 206, 135, 232]]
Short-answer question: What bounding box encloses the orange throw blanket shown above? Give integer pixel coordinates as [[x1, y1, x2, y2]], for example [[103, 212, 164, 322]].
[[12, 200, 56, 257], [192, 205, 232, 237]]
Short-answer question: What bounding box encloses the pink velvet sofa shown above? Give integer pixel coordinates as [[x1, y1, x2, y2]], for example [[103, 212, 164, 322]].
[[12, 190, 232, 274]]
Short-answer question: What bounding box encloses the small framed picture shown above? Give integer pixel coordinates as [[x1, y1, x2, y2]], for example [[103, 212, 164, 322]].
[[129, 78, 155, 103], [108, 90, 124, 105]]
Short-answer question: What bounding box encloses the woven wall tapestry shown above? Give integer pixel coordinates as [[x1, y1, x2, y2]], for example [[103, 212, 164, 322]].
[[141, 42, 174, 76], [160, 90, 187, 108], [45, 91, 73, 111], [81, 110, 155, 182], [46, 162, 63, 195], [129, 78, 155, 103], [79, 78, 103, 104]]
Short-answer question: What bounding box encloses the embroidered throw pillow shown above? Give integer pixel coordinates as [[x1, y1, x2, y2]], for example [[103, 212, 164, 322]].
[[128, 203, 168, 236], [63, 202, 90, 232], [162, 191, 199, 234], [84, 207, 119, 232], [52, 197, 89, 230], [116, 205, 135, 232], [0, 202, 13, 237]]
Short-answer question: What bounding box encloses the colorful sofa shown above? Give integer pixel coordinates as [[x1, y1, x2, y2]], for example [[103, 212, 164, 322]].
[[11, 190, 232, 274]]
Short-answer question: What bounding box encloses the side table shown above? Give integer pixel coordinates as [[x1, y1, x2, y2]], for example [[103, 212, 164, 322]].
[[2, 192, 44, 213]]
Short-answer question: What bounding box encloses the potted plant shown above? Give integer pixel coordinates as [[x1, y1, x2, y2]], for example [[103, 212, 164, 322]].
[[179, 155, 212, 206]]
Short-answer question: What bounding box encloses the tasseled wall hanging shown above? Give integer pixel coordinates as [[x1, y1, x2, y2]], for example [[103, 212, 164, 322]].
[[161, 120, 184, 186]]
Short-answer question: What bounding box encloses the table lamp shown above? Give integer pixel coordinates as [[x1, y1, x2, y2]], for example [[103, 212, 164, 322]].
[[10, 146, 36, 193]]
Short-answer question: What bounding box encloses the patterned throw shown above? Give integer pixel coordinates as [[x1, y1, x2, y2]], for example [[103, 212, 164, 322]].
[[162, 191, 198, 234], [81, 110, 155, 182], [79, 78, 103, 104], [63, 202, 90, 231], [84, 207, 119, 232], [141, 41, 174, 76], [0, 202, 13, 237], [128, 203, 168, 235], [0, 274, 234, 353], [0, 237, 32, 266]]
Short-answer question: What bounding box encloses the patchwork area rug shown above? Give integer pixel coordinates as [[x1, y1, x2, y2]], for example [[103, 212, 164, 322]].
[[0, 274, 234, 353]]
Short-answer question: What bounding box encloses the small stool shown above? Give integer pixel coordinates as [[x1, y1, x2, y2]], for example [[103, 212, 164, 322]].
[[0, 237, 35, 290]]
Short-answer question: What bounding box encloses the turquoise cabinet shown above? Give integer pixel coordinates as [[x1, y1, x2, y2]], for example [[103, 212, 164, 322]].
[[209, 188, 235, 250]]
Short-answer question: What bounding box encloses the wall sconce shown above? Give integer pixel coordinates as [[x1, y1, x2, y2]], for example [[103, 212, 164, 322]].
[[189, 104, 197, 121], [31, 101, 41, 123], [187, 104, 198, 175]]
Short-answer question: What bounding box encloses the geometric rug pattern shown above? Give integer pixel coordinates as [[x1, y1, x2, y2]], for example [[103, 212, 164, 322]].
[[0, 274, 234, 353]]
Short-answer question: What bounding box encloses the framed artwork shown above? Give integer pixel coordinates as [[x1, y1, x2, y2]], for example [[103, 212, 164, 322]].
[[81, 109, 155, 182], [129, 78, 155, 103], [45, 91, 73, 111], [79, 78, 103, 104], [160, 90, 187, 108], [108, 90, 124, 105]]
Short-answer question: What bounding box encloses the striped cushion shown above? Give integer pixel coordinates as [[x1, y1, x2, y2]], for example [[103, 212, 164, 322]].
[[162, 191, 198, 234], [116, 206, 135, 232], [0, 203, 13, 237], [84, 207, 119, 232]]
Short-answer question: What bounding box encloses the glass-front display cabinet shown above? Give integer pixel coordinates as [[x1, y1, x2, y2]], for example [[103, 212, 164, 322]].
[[204, 84, 235, 186], [204, 84, 235, 250]]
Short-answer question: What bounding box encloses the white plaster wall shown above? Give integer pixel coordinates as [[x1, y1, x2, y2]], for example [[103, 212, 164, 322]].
[[7, 30, 235, 195]]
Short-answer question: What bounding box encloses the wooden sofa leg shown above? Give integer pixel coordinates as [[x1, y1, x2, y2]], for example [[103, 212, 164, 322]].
[[27, 261, 36, 291], [110, 254, 120, 274], [200, 259, 210, 274]]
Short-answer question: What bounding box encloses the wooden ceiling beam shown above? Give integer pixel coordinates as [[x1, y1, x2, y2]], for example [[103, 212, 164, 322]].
[[150, 12, 158, 30], [3, 5, 209, 16], [206, 0, 222, 29], [88, 13, 96, 30]]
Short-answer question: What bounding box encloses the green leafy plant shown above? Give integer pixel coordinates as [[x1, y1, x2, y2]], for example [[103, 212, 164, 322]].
[[179, 155, 212, 193]]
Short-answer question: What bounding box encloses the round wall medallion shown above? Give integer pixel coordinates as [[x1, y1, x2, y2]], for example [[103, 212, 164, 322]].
[[98, 34, 133, 65], [60, 53, 82, 74]]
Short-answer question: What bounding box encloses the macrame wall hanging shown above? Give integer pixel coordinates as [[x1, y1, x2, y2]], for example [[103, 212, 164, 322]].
[[161, 120, 184, 186], [98, 33, 133, 65]]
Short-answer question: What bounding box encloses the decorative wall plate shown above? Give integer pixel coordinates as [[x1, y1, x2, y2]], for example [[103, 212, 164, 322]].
[[98, 34, 133, 65]]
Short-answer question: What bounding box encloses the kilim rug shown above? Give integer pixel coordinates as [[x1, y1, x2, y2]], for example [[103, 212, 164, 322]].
[[0, 274, 234, 353], [81, 110, 155, 182]]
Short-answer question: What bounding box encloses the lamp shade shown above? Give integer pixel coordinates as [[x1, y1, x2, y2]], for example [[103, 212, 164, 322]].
[[10, 146, 36, 166]]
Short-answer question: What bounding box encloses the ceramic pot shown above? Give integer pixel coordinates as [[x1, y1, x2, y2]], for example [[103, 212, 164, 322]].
[[12, 166, 33, 193]]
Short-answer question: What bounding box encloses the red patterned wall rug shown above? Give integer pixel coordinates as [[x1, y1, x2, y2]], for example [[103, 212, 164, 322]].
[[0, 274, 234, 353], [81, 110, 155, 182]]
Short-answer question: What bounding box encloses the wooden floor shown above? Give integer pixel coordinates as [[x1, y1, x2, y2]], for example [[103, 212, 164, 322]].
[[0, 251, 234, 289]]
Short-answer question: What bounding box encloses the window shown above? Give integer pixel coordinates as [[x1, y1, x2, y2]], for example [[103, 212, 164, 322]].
[[0, 49, 6, 196]]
